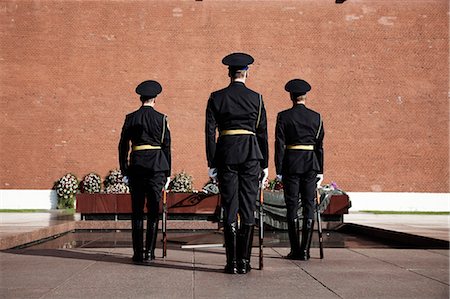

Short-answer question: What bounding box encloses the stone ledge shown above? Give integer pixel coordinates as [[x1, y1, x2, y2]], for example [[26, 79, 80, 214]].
[[0, 220, 219, 250], [0, 222, 76, 250], [75, 220, 218, 230]]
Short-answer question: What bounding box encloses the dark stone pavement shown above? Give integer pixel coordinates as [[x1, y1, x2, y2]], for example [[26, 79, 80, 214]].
[[0, 212, 449, 298]]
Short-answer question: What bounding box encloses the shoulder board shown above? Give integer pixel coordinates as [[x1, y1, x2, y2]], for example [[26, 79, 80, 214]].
[[256, 94, 262, 128], [316, 114, 322, 139], [161, 115, 167, 143]]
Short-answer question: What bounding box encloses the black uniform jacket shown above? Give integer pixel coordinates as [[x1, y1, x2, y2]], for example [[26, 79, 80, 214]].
[[275, 104, 324, 175], [119, 106, 171, 177], [206, 82, 268, 169]]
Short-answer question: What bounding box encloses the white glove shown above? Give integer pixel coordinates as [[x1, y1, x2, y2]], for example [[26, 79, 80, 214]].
[[276, 174, 282, 181], [316, 174, 324, 188], [261, 168, 269, 185], [123, 176, 129, 184], [164, 177, 171, 190], [208, 168, 218, 182]]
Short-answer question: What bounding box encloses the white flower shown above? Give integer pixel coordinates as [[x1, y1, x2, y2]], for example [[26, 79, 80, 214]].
[[169, 171, 193, 192], [82, 172, 101, 193], [105, 182, 129, 194], [55, 173, 78, 208]]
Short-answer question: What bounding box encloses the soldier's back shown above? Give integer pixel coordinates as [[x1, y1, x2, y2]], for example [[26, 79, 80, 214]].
[[278, 104, 321, 174], [209, 82, 263, 166], [126, 106, 169, 174], [278, 105, 321, 146]]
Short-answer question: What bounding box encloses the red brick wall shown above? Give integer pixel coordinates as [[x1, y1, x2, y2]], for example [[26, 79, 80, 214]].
[[1, 0, 448, 192]]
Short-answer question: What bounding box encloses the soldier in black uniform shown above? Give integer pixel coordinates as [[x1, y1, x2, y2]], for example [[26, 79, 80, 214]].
[[275, 79, 324, 260], [119, 80, 171, 263], [205, 53, 269, 274]]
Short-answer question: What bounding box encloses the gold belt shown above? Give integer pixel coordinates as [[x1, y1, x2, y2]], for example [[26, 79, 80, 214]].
[[132, 144, 161, 151], [286, 145, 314, 150], [220, 129, 255, 136]]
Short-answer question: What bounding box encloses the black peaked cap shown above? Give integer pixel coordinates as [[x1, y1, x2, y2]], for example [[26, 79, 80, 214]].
[[222, 52, 254, 68], [285, 79, 311, 95], [135, 80, 162, 97]]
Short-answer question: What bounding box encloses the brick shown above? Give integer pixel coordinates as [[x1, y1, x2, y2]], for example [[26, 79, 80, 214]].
[[0, 0, 448, 192]]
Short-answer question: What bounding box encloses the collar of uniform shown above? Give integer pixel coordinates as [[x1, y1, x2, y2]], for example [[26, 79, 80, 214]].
[[141, 105, 154, 109], [231, 81, 245, 86], [293, 103, 306, 109]]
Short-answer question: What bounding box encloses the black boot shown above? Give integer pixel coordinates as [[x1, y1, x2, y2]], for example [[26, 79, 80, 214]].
[[237, 224, 254, 274], [131, 219, 144, 263], [224, 222, 238, 274], [285, 218, 301, 260], [299, 218, 314, 261], [144, 219, 158, 261]]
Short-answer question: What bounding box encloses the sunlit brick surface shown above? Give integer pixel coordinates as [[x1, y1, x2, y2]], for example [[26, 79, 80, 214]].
[[1, 0, 448, 192]]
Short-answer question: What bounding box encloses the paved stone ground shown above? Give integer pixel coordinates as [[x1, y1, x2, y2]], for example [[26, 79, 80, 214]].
[[1, 212, 449, 298], [1, 246, 448, 299], [345, 213, 450, 241]]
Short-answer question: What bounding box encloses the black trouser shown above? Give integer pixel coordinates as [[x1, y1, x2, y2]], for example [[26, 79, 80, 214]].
[[218, 160, 260, 225], [130, 172, 166, 222], [129, 171, 165, 260], [283, 170, 317, 221]]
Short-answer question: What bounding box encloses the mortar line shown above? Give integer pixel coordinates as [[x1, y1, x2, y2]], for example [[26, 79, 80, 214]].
[[192, 249, 196, 299], [38, 260, 97, 299], [349, 248, 449, 286], [425, 249, 450, 257], [272, 248, 343, 299], [298, 266, 344, 299]]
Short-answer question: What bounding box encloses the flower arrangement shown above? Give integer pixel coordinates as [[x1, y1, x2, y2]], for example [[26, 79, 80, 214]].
[[80, 172, 101, 193], [202, 179, 219, 194], [105, 183, 130, 194], [330, 181, 339, 190], [266, 177, 283, 191], [169, 171, 193, 192], [54, 173, 79, 209], [104, 169, 125, 186], [104, 169, 129, 194], [320, 181, 346, 194]]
